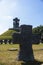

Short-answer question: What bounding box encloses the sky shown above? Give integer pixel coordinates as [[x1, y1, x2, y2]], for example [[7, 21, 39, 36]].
[[0, 0, 43, 34]]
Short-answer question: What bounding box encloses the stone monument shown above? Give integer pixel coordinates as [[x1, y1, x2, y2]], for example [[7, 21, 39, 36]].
[[18, 25, 34, 62], [13, 17, 20, 29], [12, 24, 34, 62], [32, 33, 41, 44]]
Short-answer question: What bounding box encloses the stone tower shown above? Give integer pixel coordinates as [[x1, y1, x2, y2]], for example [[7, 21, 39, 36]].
[[13, 17, 20, 29]]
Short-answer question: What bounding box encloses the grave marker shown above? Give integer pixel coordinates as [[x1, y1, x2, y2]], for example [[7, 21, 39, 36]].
[[12, 25, 34, 62]]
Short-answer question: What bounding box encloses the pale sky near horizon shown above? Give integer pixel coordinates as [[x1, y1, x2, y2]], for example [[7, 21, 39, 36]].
[[0, 0, 43, 34]]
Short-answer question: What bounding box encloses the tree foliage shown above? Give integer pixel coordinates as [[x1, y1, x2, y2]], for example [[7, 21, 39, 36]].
[[32, 25, 43, 34]]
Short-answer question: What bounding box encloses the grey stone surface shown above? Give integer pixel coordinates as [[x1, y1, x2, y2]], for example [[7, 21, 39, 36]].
[[13, 17, 20, 29], [12, 25, 34, 61], [32, 33, 41, 44], [18, 25, 34, 61], [12, 32, 21, 44]]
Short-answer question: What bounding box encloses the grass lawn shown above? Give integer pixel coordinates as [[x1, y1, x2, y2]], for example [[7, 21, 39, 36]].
[[0, 43, 43, 65], [32, 44, 43, 62]]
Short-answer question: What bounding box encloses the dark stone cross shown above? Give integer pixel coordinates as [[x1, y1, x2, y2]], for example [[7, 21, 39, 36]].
[[13, 17, 20, 23], [13, 17, 20, 29], [12, 25, 34, 62]]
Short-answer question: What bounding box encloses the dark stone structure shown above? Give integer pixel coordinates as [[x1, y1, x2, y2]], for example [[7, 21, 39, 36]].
[[9, 17, 20, 32], [19, 25, 34, 61], [13, 17, 20, 29], [32, 33, 41, 44], [12, 32, 20, 44], [12, 18, 43, 62], [12, 17, 41, 44], [12, 25, 34, 62], [41, 33, 43, 43]]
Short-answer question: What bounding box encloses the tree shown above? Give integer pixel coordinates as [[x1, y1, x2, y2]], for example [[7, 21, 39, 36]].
[[32, 25, 43, 34]]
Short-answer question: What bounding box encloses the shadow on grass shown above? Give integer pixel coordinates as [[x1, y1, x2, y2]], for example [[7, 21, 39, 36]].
[[21, 60, 43, 65]]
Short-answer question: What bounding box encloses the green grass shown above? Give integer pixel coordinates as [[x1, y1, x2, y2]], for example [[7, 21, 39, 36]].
[[0, 30, 16, 36], [0, 30, 16, 40], [0, 44, 43, 65], [32, 44, 43, 62], [0, 44, 19, 65]]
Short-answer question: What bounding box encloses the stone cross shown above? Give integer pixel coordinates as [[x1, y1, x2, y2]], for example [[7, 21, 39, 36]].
[[12, 25, 34, 62], [13, 17, 20, 29], [13, 17, 20, 23]]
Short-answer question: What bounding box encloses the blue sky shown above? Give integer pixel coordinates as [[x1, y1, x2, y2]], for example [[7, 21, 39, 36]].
[[0, 0, 43, 34]]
